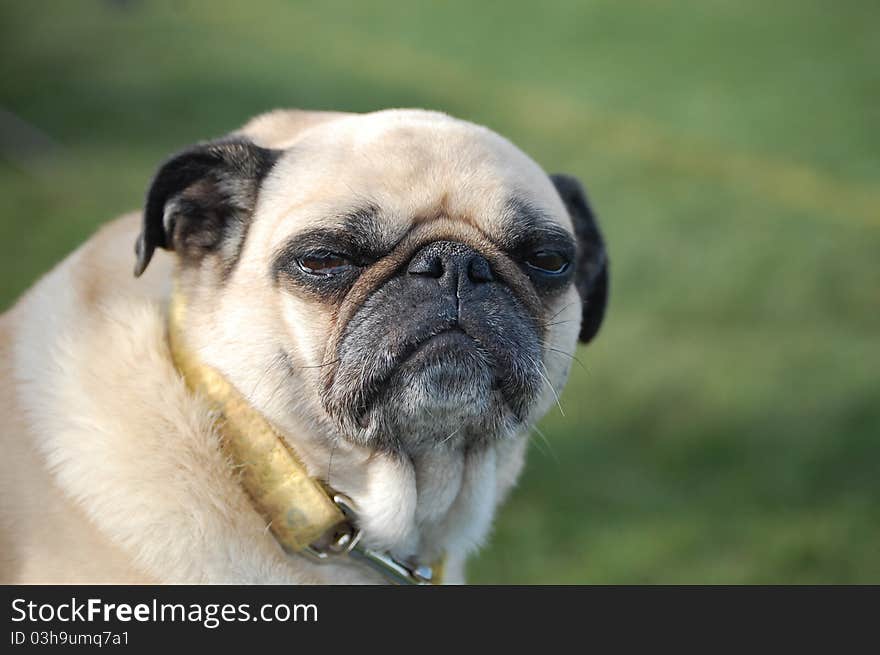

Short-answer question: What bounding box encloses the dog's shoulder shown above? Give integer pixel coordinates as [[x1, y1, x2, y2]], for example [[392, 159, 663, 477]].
[[0, 213, 174, 582], [6, 212, 171, 323], [0, 214, 169, 582], [5, 211, 174, 398], [76, 211, 174, 308]]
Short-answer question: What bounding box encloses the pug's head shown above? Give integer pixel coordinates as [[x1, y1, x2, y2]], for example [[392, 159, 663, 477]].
[[134, 110, 607, 553]]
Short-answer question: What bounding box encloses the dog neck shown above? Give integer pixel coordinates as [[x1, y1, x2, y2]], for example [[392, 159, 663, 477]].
[[167, 289, 346, 549], [168, 287, 453, 584]]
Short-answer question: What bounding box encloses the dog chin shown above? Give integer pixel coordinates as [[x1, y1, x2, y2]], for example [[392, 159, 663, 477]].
[[351, 343, 531, 454]]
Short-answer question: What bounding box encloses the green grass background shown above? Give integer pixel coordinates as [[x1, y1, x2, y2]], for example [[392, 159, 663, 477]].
[[1, 1, 878, 583]]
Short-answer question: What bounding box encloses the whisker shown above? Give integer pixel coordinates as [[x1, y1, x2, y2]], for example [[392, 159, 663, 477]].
[[298, 358, 340, 370], [526, 353, 565, 417], [529, 423, 559, 466], [544, 302, 577, 324], [439, 421, 466, 446], [540, 318, 579, 329], [539, 343, 588, 374], [528, 431, 551, 459]]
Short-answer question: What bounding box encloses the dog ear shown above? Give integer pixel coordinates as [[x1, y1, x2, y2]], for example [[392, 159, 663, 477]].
[[134, 138, 281, 277], [549, 173, 609, 343]]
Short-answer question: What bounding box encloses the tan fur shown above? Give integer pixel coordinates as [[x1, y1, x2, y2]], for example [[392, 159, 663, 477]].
[[0, 109, 582, 583], [236, 109, 353, 149]]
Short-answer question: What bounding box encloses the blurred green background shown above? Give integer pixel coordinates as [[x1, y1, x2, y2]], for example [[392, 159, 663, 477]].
[[1, 1, 878, 583]]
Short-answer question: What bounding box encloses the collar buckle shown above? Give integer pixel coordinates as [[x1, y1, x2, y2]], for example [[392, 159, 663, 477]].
[[303, 494, 438, 585]]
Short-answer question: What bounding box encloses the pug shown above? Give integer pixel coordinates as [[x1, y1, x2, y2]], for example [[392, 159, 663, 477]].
[[0, 109, 607, 583]]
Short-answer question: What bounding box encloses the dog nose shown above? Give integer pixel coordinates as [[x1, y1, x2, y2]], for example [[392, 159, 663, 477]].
[[407, 241, 494, 289]]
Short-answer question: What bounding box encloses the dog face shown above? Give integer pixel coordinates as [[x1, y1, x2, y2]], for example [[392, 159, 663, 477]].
[[135, 109, 606, 490]]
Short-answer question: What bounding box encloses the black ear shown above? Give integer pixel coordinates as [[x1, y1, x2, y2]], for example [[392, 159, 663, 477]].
[[134, 138, 281, 277], [549, 173, 609, 343]]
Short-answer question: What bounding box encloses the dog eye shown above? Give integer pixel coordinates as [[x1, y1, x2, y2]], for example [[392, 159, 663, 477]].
[[297, 251, 354, 276], [525, 250, 571, 275]]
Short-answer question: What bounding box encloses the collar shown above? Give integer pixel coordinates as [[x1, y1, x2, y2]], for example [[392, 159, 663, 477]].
[[167, 288, 442, 585]]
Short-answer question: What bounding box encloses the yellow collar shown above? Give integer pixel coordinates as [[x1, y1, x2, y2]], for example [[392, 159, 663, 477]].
[[168, 289, 443, 584]]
